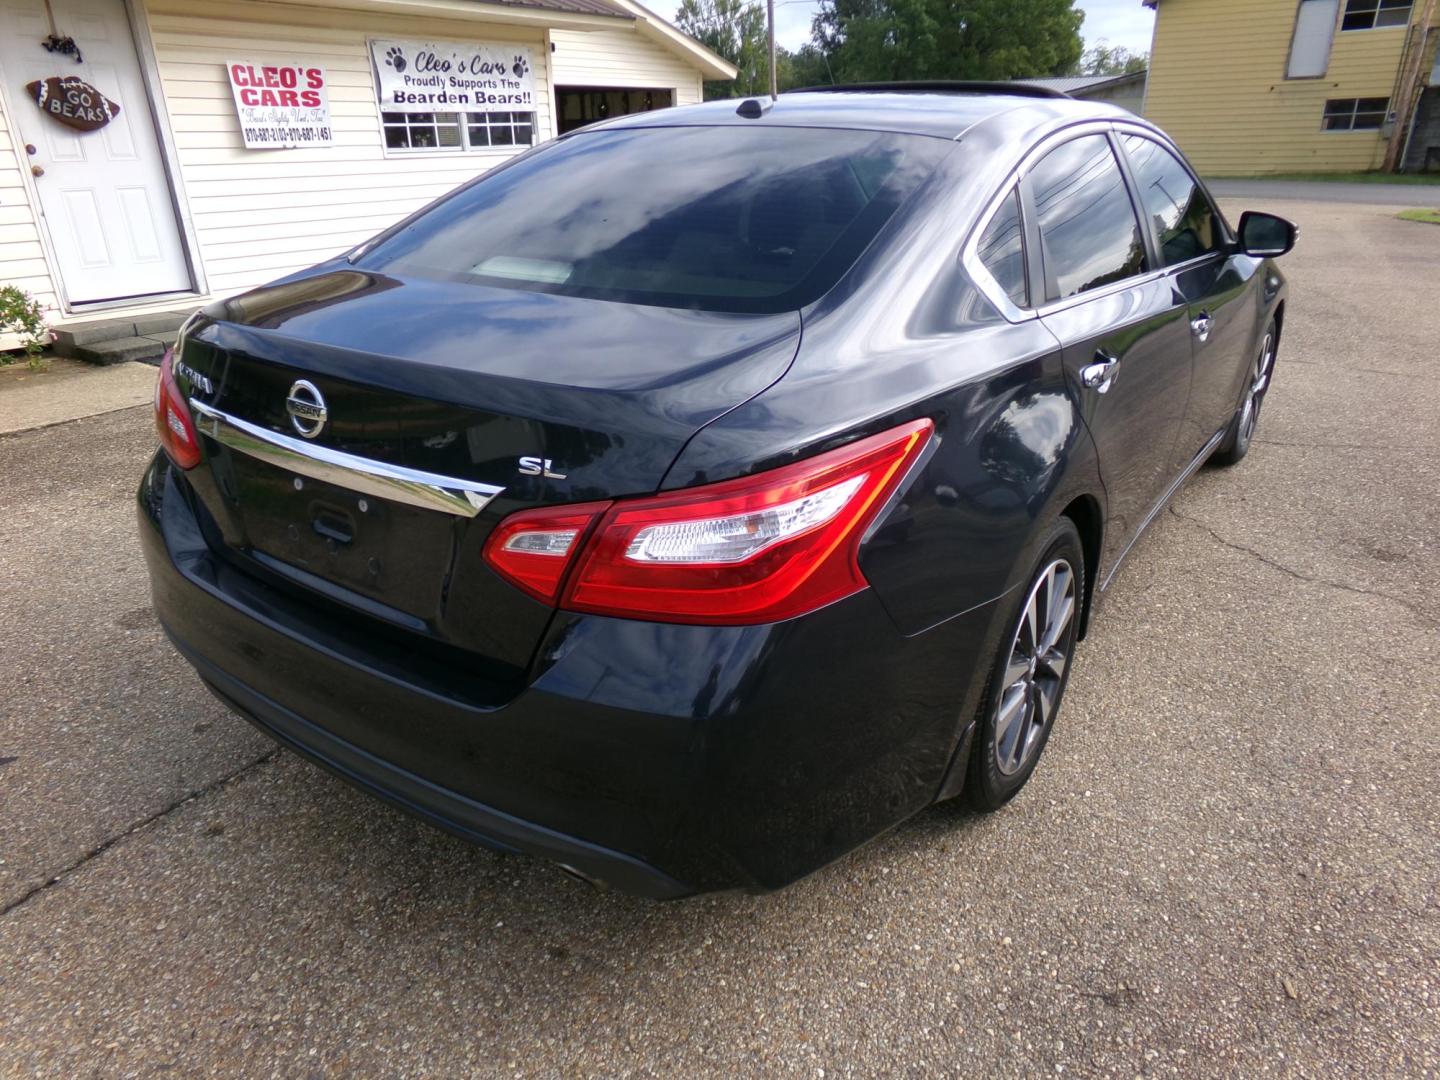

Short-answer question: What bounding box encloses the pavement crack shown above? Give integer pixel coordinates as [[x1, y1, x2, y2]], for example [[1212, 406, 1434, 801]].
[[1166, 507, 1434, 628], [0, 749, 279, 921]]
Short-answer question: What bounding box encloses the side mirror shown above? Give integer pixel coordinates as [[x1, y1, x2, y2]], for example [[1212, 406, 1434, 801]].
[[1237, 211, 1298, 258]]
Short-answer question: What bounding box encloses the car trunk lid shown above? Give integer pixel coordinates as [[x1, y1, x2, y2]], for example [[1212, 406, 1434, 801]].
[[174, 268, 800, 685]]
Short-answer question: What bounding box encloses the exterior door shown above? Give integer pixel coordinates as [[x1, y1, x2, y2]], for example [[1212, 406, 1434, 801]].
[[1024, 133, 1194, 584], [0, 0, 190, 303], [1117, 132, 1260, 470]]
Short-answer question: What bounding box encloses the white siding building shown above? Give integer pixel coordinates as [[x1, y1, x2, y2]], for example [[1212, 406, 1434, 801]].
[[0, 0, 733, 348]]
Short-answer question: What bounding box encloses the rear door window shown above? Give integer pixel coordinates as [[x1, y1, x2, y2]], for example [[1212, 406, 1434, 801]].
[[976, 188, 1028, 307], [358, 126, 949, 314], [1027, 135, 1148, 302], [1121, 135, 1223, 266]]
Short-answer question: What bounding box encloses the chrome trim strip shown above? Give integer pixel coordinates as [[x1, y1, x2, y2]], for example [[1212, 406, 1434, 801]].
[[189, 399, 504, 518]]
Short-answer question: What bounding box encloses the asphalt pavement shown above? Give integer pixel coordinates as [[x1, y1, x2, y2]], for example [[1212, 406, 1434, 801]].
[[0, 199, 1436, 1077]]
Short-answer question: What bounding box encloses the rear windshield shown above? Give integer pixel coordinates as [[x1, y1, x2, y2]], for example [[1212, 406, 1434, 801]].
[[355, 125, 948, 314]]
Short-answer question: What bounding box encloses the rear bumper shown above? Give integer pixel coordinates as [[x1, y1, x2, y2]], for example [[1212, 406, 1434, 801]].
[[140, 452, 1003, 895]]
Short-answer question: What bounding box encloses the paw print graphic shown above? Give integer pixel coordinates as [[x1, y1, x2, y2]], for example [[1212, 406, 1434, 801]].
[[512, 54, 529, 79], [384, 46, 407, 73]]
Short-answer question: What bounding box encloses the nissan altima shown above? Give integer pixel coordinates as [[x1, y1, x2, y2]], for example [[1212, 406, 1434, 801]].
[[139, 84, 1295, 896]]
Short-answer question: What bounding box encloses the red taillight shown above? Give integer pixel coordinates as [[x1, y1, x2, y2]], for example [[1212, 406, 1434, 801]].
[[483, 418, 933, 625], [154, 349, 201, 470], [482, 501, 612, 604]]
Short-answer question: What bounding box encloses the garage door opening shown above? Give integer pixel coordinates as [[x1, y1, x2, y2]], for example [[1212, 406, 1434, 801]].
[[557, 87, 674, 134]]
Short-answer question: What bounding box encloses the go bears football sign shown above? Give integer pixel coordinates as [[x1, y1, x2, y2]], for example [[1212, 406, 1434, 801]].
[[226, 62, 333, 149], [369, 39, 536, 113]]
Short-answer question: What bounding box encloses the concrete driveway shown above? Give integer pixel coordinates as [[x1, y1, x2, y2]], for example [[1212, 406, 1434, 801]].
[[1, 200, 1436, 1077], [1208, 178, 1440, 207]]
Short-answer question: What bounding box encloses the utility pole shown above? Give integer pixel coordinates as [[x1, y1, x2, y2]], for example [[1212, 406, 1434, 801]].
[[767, 0, 778, 99], [1384, 0, 1437, 172]]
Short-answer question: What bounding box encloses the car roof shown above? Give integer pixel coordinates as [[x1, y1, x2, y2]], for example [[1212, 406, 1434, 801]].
[[582, 87, 1133, 142]]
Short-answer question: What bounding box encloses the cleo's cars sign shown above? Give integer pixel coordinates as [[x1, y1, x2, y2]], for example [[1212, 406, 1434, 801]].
[[227, 62, 333, 149], [369, 39, 535, 112]]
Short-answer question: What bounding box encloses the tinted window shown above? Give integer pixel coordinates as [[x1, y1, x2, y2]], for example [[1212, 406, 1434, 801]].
[[977, 188, 1028, 307], [358, 127, 947, 314], [1028, 135, 1147, 301], [1122, 135, 1222, 266]]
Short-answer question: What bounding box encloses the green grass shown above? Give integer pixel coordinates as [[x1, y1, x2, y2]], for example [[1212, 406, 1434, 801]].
[[1216, 171, 1440, 185], [1398, 208, 1440, 224]]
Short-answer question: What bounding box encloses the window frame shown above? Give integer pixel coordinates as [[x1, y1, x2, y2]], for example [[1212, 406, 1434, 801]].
[[961, 120, 1237, 323], [1320, 97, 1391, 131], [1339, 0, 1412, 31], [380, 108, 539, 156]]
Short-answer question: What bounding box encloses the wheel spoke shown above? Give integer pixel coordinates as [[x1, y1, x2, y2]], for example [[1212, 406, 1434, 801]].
[[1022, 591, 1041, 654], [1037, 645, 1068, 682], [995, 685, 1028, 766], [1003, 651, 1030, 689], [1033, 674, 1059, 727]]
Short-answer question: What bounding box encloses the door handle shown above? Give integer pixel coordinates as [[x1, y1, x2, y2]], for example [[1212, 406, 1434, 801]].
[[30, 164, 45, 178], [1191, 311, 1213, 343], [1080, 351, 1120, 394]]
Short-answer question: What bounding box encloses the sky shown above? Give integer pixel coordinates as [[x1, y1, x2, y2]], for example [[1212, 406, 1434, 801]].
[[766, 0, 1155, 57]]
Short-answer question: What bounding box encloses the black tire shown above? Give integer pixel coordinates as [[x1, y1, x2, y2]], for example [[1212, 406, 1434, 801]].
[[1210, 319, 1278, 468], [965, 517, 1085, 812]]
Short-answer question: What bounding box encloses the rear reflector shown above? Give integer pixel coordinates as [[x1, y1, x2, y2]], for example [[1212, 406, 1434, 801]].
[[154, 349, 202, 470], [483, 418, 933, 625]]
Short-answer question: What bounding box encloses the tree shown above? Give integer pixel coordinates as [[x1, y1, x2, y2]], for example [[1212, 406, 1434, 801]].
[[1072, 41, 1147, 76], [676, 0, 772, 98], [810, 0, 1084, 83]]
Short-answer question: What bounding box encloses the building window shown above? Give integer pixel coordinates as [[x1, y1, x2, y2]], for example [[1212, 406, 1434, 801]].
[[1340, 0, 1411, 30], [382, 110, 536, 152], [1322, 97, 1391, 130], [1287, 0, 1339, 78]]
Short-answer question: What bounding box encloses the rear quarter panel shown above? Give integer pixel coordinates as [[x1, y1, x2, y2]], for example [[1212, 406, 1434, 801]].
[[662, 145, 1107, 637]]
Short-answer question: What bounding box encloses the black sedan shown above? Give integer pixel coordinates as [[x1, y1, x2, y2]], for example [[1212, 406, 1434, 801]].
[[140, 84, 1294, 896]]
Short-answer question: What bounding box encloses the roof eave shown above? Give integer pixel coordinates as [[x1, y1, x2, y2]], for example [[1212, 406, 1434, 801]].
[[272, 0, 632, 30], [604, 0, 739, 80]]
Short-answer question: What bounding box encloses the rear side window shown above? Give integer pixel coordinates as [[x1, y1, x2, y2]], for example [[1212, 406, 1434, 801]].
[[1122, 135, 1223, 266], [1028, 134, 1147, 302], [976, 188, 1028, 307], [358, 126, 948, 314]]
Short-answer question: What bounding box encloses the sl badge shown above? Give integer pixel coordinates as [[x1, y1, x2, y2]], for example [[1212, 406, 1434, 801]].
[[26, 75, 120, 132]]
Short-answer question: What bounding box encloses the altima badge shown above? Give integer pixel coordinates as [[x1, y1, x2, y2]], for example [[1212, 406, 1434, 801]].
[[518, 455, 567, 480], [285, 380, 327, 439]]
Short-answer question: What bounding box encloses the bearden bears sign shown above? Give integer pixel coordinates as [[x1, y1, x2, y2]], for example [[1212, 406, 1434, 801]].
[[369, 39, 535, 113], [26, 76, 120, 132], [227, 62, 333, 149]]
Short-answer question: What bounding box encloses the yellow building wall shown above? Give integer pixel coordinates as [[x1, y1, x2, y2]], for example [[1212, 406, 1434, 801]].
[[1145, 0, 1423, 175]]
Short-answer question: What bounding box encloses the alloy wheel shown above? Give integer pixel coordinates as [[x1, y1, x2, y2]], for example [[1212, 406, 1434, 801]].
[[1238, 331, 1275, 447], [992, 558, 1076, 777]]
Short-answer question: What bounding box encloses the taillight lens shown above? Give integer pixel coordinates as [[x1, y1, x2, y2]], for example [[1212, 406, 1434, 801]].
[[483, 501, 612, 604], [154, 349, 201, 470], [483, 418, 932, 625]]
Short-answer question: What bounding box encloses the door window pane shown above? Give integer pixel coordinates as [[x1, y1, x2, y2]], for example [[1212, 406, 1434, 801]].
[[1029, 135, 1147, 301], [976, 188, 1028, 307], [1121, 135, 1222, 266]]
